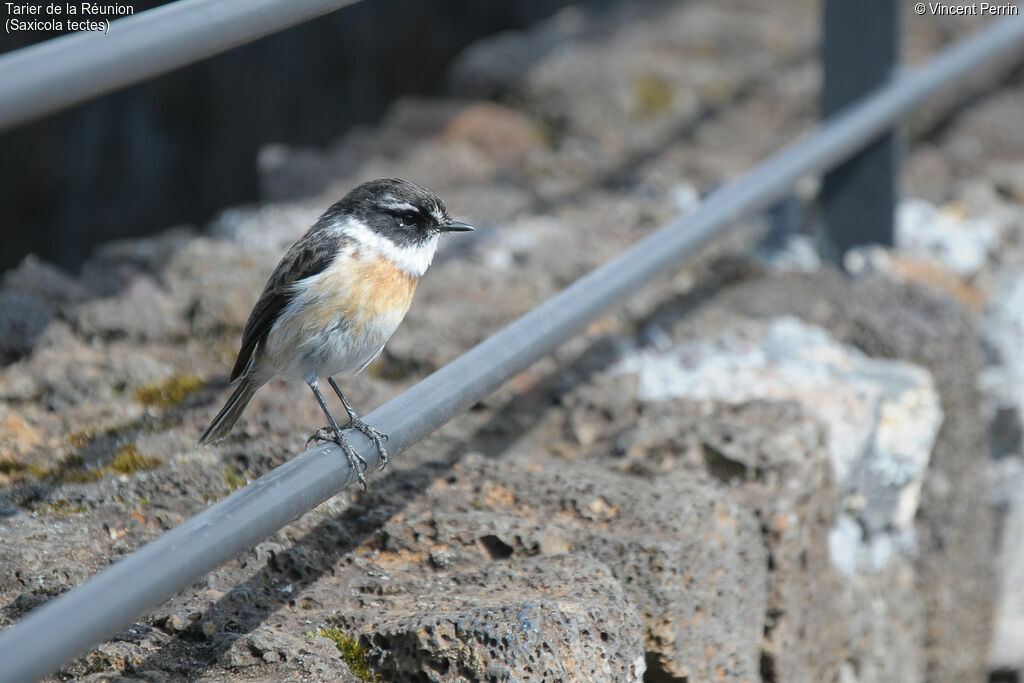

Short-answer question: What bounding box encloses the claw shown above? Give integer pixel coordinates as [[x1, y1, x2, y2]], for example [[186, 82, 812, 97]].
[[307, 416, 389, 480], [309, 425, 369, 488], [306, 427, 334, 448], [346, 418, 389, 471], [324, 378, 390, 473]]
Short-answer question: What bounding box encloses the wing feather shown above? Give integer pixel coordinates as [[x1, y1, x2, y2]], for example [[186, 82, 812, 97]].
[[229, 224, 343, 382]]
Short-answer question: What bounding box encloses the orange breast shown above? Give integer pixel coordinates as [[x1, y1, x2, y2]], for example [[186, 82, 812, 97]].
[[345, 254, 419, 331], [300, 251, 418, 337]]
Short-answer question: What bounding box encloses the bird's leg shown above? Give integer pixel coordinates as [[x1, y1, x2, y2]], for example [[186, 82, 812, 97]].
[[306, 380, 368, 488], [328, 377, 389, 470]]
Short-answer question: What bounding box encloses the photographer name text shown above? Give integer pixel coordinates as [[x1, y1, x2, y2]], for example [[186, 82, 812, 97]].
[[914, 2, 1019, 15]]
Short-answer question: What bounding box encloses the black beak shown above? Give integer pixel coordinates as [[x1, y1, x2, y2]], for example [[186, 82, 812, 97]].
[[442, 220, 475, 233]]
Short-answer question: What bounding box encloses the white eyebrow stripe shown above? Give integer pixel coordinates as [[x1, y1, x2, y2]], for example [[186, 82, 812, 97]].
[[378, 198, 418, 213]]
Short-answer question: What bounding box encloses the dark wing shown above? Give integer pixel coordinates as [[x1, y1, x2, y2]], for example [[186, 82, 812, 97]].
[[229, 225, 342, 382]]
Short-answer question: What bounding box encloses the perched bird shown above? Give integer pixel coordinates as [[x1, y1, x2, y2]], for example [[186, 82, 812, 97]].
[[199, 178, 474, 485]]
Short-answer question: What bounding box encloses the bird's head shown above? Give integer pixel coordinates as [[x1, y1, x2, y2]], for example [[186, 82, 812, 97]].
[[329, 178, 474, 277], [344, 178, 473, 243]]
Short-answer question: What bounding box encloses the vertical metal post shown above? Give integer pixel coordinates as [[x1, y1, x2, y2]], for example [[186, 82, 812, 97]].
[[821, 0, 901, 262]]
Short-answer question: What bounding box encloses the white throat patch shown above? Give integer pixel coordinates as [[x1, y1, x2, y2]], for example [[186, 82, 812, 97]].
[[341, 218, 439, 277]]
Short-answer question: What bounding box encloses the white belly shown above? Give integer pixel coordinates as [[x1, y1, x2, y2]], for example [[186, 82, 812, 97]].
[[255, 243, 419, 384], [260, 299, 406, 383]]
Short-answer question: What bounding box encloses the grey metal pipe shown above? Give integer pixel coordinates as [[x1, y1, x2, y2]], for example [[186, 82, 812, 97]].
[[0, 0, 363, 131], [1, 11, 1023, 682]]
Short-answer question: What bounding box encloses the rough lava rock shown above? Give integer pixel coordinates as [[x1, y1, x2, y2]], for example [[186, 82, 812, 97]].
[[341, 554, 646, 682], [0, 0, 1011, 680], [381, 455, 768, 681]]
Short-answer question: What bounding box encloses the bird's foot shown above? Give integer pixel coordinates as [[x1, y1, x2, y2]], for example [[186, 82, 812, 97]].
[[306, 427, 336, 447], [307, 426, 368, 489], [345, 417, 389, 471]]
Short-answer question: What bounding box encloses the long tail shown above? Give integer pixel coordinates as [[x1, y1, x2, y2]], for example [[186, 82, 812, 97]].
[[198, 378, 261, 445]]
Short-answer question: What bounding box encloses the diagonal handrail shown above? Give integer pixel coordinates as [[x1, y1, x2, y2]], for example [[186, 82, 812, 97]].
[[0, 10, 1022, 683], [0, 0, 364, 131]]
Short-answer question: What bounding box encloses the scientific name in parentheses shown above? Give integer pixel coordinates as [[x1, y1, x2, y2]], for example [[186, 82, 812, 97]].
[[5, 3, 133, 33]]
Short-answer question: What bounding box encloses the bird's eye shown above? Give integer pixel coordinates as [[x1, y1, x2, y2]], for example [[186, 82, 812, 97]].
[[398, 212, 418, 227]]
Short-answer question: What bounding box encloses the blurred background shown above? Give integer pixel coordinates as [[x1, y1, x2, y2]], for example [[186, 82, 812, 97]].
[[0, 0, 608, 272], [2, 1, 1024, 682]]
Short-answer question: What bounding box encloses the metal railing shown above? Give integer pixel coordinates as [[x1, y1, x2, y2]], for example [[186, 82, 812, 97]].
[[0, 0, 363, 131], [1, 3, 1023, 681], [821, 0, 902, 258]]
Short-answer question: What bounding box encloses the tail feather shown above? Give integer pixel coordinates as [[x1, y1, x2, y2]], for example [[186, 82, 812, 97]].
[[198, 378, 261, 445]]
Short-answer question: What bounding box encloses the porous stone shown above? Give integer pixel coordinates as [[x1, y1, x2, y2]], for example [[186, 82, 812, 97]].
[[341, 554, 645, 682], [0, 1, 1007, 680], [0, 256, 94, 364], [895, 198, 1005, 277], [617, 314, 942, 577], [382, 455, 768, 682], [72, 275, 188, 343], [718, 269, 994, 683], [566, 340, 926, 682]]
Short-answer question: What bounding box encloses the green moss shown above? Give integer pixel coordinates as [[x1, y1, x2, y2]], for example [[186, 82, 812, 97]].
[[65, 424, 129, 451], [199, 464, 249, 503], [633, 75, 675, 117], [133, 374, 204, 410], [59, 467, 105, 484], [312, 627, 379, 682], [66, 411, 184, 459], [47, 453, 102, 484], [109, 443, 163, 475], [223, 464, 247, 491], [0, 460, 25, 475], [532, 118, 557, 148], [66, 427, 100, 451], [0, 459, 50, 482], [31, 499, 88, 516], [11, 455, 69, 484], [20, 444, 162, 491]]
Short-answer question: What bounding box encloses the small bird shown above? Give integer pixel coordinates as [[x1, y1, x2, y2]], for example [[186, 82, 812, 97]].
[[199, 178, 474, 485]]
